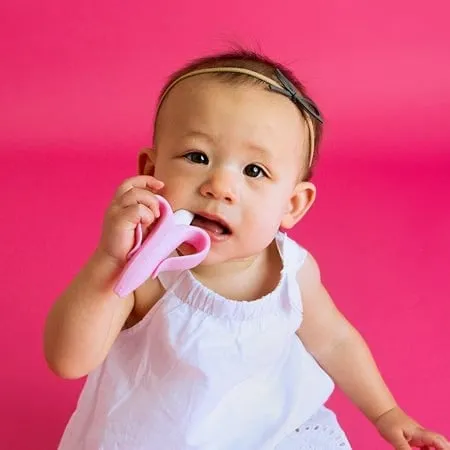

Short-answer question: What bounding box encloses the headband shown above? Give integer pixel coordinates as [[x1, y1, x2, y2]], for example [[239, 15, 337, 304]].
[[157, 67, 323, 168]]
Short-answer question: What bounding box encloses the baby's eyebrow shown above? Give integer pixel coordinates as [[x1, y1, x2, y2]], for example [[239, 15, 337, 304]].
[[244, 141, 273, 160], [182, 130, 215, 144]]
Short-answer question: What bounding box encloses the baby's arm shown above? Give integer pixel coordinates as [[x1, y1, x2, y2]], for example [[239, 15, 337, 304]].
[[44, 251, 134, 379], [296, 252, 396, 422], [44, 175, 164, 379], [297, 253, 450, 449]]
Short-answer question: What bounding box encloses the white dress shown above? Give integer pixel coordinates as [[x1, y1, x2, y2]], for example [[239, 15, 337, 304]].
[[58, 232, 351, 449]]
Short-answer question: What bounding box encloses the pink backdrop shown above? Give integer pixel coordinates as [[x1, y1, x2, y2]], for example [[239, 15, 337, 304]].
[[1, 1, 449, 449]]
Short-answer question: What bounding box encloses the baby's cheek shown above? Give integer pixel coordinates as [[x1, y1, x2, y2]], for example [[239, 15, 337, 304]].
[[157, 187, 184, 211], [245, 209, 281, 243]]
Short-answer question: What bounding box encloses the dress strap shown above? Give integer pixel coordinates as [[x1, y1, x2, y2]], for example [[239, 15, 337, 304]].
[[277, 232, 308, 314], [278, 232, 308, 275]]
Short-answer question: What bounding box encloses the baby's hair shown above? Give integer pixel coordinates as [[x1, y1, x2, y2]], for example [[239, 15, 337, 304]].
[[154, 49, 323, 180]]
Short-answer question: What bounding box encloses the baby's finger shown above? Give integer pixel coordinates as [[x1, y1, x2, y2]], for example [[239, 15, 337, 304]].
[[115, 175, 164, 198], [118, 188, 161, 218], [410, 431, 450, 450], [434, 434, 450, 450], [119, 204, 156, 228]]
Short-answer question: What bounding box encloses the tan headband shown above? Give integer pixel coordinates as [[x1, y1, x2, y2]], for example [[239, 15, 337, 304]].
[[158, 67, 316, 168]]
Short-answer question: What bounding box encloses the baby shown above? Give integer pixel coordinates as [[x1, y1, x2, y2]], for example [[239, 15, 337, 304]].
[[44, 50, 449, 449]]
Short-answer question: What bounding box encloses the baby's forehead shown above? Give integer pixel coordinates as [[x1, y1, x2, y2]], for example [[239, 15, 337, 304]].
[[156, 76, 307, 144], [158, 75, 265, 112]]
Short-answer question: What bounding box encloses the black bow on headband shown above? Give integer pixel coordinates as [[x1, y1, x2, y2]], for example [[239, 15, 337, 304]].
[[269, 69, 323, 124]]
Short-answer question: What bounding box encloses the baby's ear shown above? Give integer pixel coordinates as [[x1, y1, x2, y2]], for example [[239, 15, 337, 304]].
[[280, 181, 316, 229], [138, 148, 156, 175]]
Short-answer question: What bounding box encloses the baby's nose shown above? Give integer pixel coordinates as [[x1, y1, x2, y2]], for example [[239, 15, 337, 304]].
[[199, 170, 238, 204]]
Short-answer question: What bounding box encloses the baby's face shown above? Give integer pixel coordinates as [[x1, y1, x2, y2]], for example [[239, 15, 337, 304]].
[[145, 77, 313, 264]]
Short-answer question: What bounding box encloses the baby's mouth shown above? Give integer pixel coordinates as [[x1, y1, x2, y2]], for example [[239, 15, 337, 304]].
[[191, 214, 232, 236]]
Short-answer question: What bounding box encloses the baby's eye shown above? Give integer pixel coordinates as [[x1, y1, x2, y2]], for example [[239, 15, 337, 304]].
[[244, 164, 267, 178], [184, 151, 209, 165]]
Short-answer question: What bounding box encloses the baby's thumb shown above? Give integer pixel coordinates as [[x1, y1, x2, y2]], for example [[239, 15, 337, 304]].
[[393, 435, 411, 450], [395, 444, 410, 450]]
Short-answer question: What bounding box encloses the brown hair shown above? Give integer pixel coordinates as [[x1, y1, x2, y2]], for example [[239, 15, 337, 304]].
[[154, 50, 323, 180]]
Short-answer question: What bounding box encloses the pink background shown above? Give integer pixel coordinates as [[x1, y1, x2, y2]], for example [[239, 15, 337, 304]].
[[1, 1, 449, 449]]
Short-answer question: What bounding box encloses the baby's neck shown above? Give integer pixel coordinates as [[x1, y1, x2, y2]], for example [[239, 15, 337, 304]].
[[190, 241, 282, 301], [193, 253, 262, 278]]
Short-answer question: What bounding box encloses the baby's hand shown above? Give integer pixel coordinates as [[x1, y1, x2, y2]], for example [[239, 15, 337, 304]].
[[375, 406, 450, 449], [97, 175, 164, 264]]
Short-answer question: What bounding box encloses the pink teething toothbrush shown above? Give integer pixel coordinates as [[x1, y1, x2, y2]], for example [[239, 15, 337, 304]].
[[114, 195, 210, 298]]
